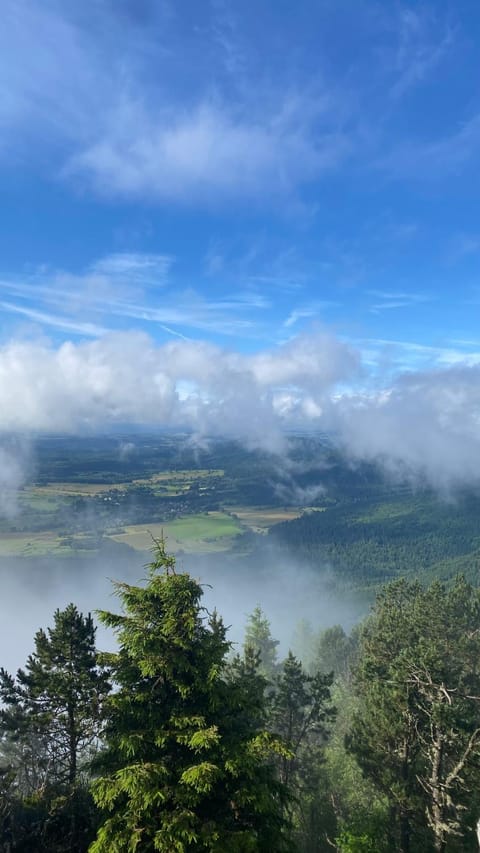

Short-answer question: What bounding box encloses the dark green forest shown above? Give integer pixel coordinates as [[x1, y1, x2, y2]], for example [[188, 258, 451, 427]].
[[269, 492, 480, 589], [2, 541, 480, 852]]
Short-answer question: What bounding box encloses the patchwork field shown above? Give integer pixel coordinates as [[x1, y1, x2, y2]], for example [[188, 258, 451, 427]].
[[0, 531, 102, 557], [24, 468, 224, 499], [110, 512, 243, 553], [0, 512, 243, 557]]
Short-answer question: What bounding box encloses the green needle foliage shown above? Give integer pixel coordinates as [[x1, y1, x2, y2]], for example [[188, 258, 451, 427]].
[[269, 652, 335, 852], [243, 606, 279, 682], [90, 540, 291, 852], [0, 603, 109, 851], [348, 576, 480, 853]]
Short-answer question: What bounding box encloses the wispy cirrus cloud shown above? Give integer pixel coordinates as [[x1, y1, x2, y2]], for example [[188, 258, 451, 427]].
[[91, 253, 174, 286], [0, 0, 469, 205], [283, 303, 338, 328], [0, 253, 275, 342], [378, 112, 480, 181], [68, 98, 348, 203], [0, 252, 173, 329], [368, 289, 432, 313], [0, 301, 108, 338], [357, 336, 480, 373], [388, 6, 455, 99]]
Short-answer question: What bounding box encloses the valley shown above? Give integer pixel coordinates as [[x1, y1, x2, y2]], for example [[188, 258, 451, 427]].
[[2, 433, 480, 593]]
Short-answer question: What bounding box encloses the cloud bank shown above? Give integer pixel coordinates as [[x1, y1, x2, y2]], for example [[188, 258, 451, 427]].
[[0, 330, 356, 447], [335, 365, 480, 491], [1, 329, 480, 491]]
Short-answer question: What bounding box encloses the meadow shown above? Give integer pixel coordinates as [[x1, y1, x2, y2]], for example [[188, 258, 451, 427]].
[[110, 512, 243, 553]]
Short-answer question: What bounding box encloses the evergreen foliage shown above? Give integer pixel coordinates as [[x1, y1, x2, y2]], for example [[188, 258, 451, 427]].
[[90, 541, 291, 852], [269, 652, 335, 852], [243, 606, 279, 681], [0, 603, 109, 851], [348, 576, 480, 852], [4, 542, 480, 851]]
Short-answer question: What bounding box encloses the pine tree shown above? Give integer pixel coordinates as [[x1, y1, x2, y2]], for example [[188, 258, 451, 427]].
[[90, 541, 291, 852], [270, 652, 334, 789], [243, 606, 279, 681], [0, 603, 109, 851], [312, 625, 358, 682], [269, 652, 335, 851], [0, 604, 109, 790], [348, 577, 480, 853]]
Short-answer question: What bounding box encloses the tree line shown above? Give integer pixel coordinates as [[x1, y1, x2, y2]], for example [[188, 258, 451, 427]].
[[270, 495, 480, 588], [1, 543, 480, 851]]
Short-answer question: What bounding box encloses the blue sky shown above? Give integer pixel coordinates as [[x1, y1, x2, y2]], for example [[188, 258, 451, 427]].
[[2, 0, 480, 361], [2, 0, 480, 487]]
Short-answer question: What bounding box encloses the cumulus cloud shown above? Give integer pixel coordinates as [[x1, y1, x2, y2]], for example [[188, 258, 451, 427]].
[[2, 328, 480, 492], [0, 330, 358, 449], [334, 365, 480, 491]]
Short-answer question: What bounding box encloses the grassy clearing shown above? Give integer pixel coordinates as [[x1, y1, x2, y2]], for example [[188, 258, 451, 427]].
[[110, 512, 243, 553], [29, 483, 118, 497], [355, 500, 419, 524], [19, 492, 61, 511], [0, 507, 301, 556], [228, 507, 305, 533], [0, 531, 74, 557]]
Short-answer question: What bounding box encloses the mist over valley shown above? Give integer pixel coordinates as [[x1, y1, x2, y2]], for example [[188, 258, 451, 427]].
[[3, 1, 480, 847], [1, 431, 478, 675]]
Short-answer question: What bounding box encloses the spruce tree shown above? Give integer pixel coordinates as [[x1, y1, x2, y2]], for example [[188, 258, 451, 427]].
[[270, 652, 335, 851], [0, 603, 109, 851], [243, 606, 279, 681], [90, 541, 291, 852]]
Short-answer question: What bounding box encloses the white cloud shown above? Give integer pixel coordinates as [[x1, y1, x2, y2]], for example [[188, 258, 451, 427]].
[[1, 327, 480, 491], [69, 99, 347, 203], [0, 0, 470, 203], [333, 365, 480, 490], [0, 301, 108, 337], [0, 331, 355, 445], [0, 1, 350, 205]]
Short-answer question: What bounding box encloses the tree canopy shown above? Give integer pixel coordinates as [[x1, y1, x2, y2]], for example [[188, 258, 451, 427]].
[[348, 576, 480, 852], [90, 541, 291, 852]]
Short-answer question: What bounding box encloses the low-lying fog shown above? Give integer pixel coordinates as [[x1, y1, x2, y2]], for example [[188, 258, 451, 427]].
[[0, 544, 367, 676]]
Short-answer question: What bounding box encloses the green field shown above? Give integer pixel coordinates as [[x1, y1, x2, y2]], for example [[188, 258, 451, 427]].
[[228, 507, 305, 533], [0, 511, 243, 558], [11, 434, 480, 588], [0, 531, 103, 557], [110, 512, 243, 553]]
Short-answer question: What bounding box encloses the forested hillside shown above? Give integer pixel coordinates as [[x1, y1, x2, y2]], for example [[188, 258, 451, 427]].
[[270, 491, 480, 589], [2, 542, 480, 852]]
